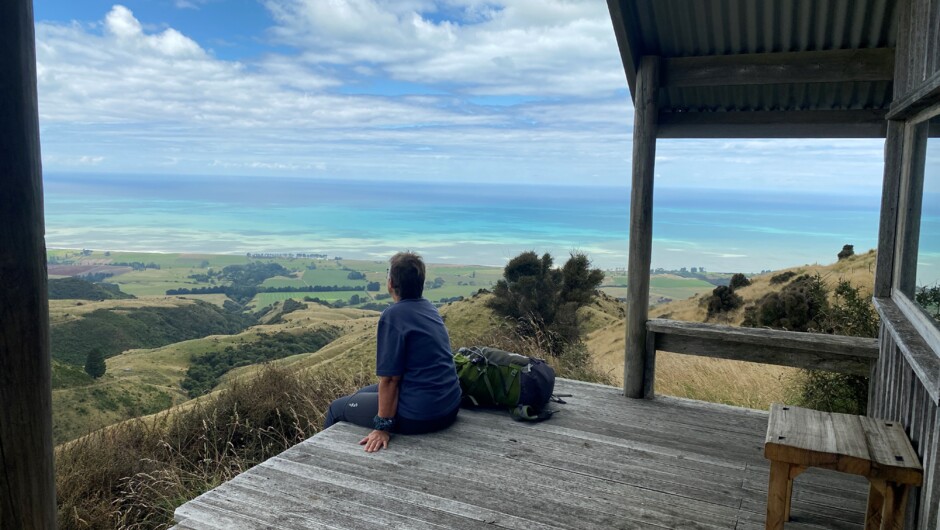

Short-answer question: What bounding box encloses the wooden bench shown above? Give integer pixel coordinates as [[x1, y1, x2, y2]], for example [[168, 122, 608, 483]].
[[764, 403, 923, 530]]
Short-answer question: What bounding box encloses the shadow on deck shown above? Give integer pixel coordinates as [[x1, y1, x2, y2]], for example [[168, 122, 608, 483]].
[[173, 379, 868, 529]]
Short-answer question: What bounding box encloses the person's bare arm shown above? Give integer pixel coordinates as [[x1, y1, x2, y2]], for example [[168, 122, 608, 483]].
[[360, 375, 401, 452]]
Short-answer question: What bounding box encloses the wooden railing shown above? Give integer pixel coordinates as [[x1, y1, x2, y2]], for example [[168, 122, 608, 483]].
[[641, 319, 879, 398], [870, 298, 940, 530]]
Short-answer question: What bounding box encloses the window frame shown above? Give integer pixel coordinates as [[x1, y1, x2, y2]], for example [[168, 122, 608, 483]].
[[892, 102, 940, 352]]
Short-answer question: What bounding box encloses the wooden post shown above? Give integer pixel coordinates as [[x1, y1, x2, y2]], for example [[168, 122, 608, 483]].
[[623, 55, 659, 399], [0, 1, 57, 528], [877, 123, 902, 300]]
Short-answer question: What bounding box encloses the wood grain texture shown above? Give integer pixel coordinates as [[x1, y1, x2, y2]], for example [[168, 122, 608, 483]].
[[894, 122, 929, 297], [172, 379, 870, 530], [647, 319, 877, 376], [0, 1, 55, 529], [656, 110, 889, 139], [874, 120, 905, 298], [874, 298, 940, 403], [765, 404, 923, 485], [623, 55, 659, 399], [662, 49, 895, 88]]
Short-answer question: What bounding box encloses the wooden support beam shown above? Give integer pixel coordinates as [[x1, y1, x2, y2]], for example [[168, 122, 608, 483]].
[[623, 55, 659, 399], [647, 319, 878, 376], [894, 122, 928, 297], [663, 48, 895, 88], [0, 1, 56, 528], [657, 110, 889, 139], [887, 70, 940, 120], [874, 121, 906, 298]]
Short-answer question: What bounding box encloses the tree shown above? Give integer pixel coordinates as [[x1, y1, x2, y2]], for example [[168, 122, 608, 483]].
[[837, 244, 855, 261], [349, 294, 361, 305], [488, 251, 604, 352], [84, 348, 106, 379], [366, 281, 381, 291]]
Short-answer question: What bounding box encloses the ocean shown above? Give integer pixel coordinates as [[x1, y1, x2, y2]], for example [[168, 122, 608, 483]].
[[42, 172, 935, 279]]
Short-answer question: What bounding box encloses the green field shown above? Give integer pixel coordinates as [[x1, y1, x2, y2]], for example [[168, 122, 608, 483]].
[[261, 276, 307, 288], [301, 268, 369, 286], [252, 290, 368, 306]]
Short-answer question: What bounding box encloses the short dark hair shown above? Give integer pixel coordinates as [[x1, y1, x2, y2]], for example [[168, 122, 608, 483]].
[[389, 251, 425, 299]]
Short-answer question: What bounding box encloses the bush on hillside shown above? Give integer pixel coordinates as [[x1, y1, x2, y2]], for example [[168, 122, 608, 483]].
[[742, 274, 827, 332], [837, 244, 855, 261], [916, 284, 940, 320], [729, 273, 751, 290], [705, 285, 743, 318], [487, 252, 604, 353], [743, 275, 875, 414], [769, 271, 797, 285], [56, 366, 372, 530]]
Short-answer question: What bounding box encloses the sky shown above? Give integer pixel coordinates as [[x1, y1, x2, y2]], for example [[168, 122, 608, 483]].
[[34, 0, 888, 191]]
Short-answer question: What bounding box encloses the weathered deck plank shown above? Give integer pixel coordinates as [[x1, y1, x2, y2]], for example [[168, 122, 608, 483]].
[[173, 379, 868, 529]]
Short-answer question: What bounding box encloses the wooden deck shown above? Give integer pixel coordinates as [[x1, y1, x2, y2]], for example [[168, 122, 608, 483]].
[[173, 379, 869, 529]]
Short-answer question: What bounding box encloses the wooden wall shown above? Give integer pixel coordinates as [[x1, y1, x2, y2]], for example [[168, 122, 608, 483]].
[[870, 325, 940, 529], [894, 0, 940, 99]]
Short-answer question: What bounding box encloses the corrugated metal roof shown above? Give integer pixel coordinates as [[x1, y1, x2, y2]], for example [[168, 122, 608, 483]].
[[608, 0, 900, 137], [626, 0, 896, 59]]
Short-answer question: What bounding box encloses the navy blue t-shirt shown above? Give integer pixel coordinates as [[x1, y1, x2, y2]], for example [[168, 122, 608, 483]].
[[376, 298, 462, 420]]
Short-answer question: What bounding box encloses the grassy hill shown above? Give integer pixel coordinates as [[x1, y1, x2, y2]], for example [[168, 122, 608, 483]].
[[50, 298, 254, 365], [51, 301, 381, 444], [587, 250, 878, 408], [48, 277, 134, 300]]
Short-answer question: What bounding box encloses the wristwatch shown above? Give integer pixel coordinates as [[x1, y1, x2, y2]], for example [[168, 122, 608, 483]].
[[373, 415, 395, 431]]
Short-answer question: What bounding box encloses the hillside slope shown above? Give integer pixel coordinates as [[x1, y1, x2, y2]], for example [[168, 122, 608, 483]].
[[52, 301, 379, 444], [587, 250, 877, 408]]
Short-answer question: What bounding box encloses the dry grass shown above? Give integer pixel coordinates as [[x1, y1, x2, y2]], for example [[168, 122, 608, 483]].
[[56, 365, 372, 530], [587, 251, 877, 409]]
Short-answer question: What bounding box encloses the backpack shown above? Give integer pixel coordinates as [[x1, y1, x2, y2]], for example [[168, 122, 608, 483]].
[[453, 346, 560, 421]]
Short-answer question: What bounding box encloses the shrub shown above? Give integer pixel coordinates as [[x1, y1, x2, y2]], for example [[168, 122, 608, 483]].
[[915, 284, 940, 320], [729, 273, 751, 290], [487, 252, 603, 353], [743, 275, 875, 414], [742, 274, 827, 332], [769, 271, 797, 285], [837, 244, 855, 261], [705, 285, 743, 317]]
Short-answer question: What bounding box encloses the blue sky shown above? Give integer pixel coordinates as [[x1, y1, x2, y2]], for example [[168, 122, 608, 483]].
[[34, 0, 887, 191]]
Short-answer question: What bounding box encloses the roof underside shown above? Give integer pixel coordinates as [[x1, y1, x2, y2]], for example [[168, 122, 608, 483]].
[[608, 0, 900, 138]]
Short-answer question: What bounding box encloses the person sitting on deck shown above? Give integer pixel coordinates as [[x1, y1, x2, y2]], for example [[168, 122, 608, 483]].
[[323, 251, 462, 452]]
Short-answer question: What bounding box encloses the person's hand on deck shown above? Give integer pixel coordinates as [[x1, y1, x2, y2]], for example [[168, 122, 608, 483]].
[[360, 430, 390, 452]]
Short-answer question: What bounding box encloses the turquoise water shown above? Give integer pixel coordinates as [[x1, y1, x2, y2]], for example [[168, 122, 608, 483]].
[[43, 172, 897, 273]]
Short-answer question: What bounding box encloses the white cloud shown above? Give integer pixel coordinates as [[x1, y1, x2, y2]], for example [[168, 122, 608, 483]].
[[34, 3, 888, 191], [35, 4, 637, 184], [264, 0, 624, 96]]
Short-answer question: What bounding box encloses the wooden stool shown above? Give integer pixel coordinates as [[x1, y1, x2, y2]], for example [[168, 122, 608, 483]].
[[764, 403, 923, 530]]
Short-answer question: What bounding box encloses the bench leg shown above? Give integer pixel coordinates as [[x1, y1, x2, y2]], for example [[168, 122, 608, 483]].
[[865, 480, 884, 530], [767, 461, 792, 530], [880, 482, 910, 530]]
